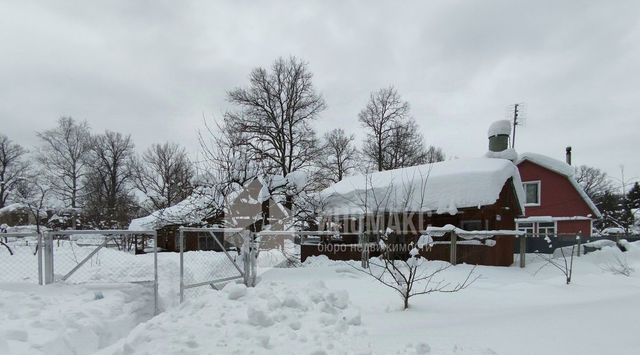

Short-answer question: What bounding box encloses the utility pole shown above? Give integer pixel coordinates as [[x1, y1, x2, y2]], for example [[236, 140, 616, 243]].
[[511, 104, 520, 148]]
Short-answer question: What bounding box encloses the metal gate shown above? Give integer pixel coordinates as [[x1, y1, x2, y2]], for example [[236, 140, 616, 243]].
[[44, 230, 158, 314], [178, 227, 252, 302]]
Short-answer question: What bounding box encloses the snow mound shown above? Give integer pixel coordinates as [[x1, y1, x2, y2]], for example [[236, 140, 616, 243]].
[[223, 283, 247, 300], [0, 282, 154, 355], [100, 281, 365, 354]]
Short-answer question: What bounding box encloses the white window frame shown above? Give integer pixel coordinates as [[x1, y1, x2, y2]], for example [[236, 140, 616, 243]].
[[522, 180, 541, 207], [537, 221, 557, 237], [516, 222, 535, 236]]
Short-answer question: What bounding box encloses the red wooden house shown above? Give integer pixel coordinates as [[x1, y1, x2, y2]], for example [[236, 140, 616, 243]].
[[515, 151, 601, 237]]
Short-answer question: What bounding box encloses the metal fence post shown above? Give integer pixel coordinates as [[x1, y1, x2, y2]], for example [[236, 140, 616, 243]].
[[250, 239, 258, 287], [179, 227, 184, 303], [577, 234, 582, 257], [44, 232, 54, 284], [243, 232, 257, 287], [243, 234, 250, 287], [450, 231, 457, 265], [37, 232, 43, 285], [153, 231, 159, 314], [519, 234, 526, 268]]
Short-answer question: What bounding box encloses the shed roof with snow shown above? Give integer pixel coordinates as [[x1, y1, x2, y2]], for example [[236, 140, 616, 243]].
[[128, 187, 223, 231], [320, 158, 526, 216]]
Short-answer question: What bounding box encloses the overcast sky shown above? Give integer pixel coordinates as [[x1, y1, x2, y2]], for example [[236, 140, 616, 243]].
[[1, 0, 639, 187]]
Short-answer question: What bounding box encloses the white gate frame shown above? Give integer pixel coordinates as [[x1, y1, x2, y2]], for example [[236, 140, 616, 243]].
[[44, 230, 159, 315], [178, 227, 246, 303], [1, 232, 43, 284]]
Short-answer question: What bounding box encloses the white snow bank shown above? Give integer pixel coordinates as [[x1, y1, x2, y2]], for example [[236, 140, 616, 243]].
[[321, 158, 525, 216], [98, 280, 364, 355], [0, 282, 154, 355]]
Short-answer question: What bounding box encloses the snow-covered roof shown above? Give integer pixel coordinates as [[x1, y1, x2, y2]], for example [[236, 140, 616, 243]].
[[0, 203, 29, 214], [516, 152, 574, 177], [0, 203, 48, 218], [128, 188, 223, 231], [487, 120, 512, 137], [516, 152, 602, 218], [320, 158, 525, 216], [485, 148, 518, 161], [128, 176, 296, 231]]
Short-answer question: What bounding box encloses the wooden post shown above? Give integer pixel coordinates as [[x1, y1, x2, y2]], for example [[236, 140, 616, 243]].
[[577, 235, 582, 257], [450, 231, 457, 265], [519, 235, 526, 268]]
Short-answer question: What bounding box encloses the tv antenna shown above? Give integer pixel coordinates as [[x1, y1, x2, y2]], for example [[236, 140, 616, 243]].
[[510, 103, 525, 148]]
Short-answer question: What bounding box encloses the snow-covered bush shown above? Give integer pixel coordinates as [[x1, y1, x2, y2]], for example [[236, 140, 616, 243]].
[[355, 232, 477, 310], [535, 242, 577, 285], [602, 255, 634, 277]]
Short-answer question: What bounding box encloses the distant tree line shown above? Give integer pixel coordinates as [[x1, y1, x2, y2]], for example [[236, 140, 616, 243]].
[[0, 56, 446, 229], [4, 56, 636, 233], [574, 165, 639, 233]]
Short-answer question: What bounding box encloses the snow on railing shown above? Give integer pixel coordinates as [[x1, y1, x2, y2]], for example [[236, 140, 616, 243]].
[[421, 224, 525, 239]]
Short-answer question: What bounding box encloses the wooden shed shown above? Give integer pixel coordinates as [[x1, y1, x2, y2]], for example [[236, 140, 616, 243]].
[[304, 157, 526, 266], [128, 179, 291, 252]]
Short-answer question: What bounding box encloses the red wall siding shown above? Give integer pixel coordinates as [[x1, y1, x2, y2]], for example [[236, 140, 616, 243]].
[[517, 160, 594, 217]]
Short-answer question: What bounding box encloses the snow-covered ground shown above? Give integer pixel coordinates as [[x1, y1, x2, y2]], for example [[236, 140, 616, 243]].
[[2, 241, 640, 354]]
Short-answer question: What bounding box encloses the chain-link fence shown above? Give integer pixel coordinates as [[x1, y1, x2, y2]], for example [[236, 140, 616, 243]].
[[179, 227, 247, 302], [43, 230, 158, 314], [0, 232, 42, 283], [254, 230, 307, 268]]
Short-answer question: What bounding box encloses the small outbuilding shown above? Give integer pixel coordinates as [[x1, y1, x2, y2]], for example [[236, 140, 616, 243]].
[[311, 156, 526, 266], [304, 120, 528, 267], [128, 178, 291, 252]]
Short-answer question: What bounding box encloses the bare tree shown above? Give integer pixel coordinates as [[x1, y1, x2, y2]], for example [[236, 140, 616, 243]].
[[356, 233, 477, 309], [199, 118, 260, 196], [385, 118, 445, 169], [575, 165, 612, 201], [535, 243, 577, 285], [224, 56, 326, 207], [134, 142, 194, 212], [602, 254, 633, 277], [36, 117, 91, 208], [317, 128, 358, 186], [425, 146, 445, 164], [13, 172, 50, 234], [0, 134, 30, 208], [359, 86, 410, 171], [83, 131, 137, 228]]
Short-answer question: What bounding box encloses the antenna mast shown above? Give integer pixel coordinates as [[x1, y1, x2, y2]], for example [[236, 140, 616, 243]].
[[511, 104, 520, 148]]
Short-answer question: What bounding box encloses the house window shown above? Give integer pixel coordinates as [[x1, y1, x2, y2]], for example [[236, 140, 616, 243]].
[[461, 220, 483, 231], [538, 222, 555, 237], [517, 222, 534, 235], [523, 181, 541, 206]]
